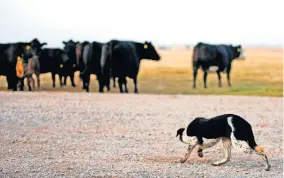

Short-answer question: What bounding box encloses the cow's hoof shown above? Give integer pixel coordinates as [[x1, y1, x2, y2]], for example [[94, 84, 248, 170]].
[[179, 159, 186, 163]]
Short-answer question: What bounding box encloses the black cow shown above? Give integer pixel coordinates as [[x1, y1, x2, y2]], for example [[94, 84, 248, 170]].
[[100, 40, 161, 93], [62, 40, 79, 87], [76, 41, 108, 92], [192, 42, 245, 88], [37, 48, 66, 88], [0, 42, 31, 90]]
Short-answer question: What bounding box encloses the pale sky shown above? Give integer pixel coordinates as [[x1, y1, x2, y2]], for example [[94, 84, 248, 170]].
[[0, 0, 282, 48]]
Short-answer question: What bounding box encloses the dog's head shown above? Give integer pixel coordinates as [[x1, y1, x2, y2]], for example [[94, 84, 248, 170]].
[[176, 128, 185, 137]]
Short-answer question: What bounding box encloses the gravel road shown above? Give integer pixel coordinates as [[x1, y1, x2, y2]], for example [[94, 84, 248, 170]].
[[0, 92, 283, 178]]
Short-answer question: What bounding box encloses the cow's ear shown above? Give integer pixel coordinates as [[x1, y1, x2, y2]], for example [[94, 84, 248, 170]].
[[63, 41, 67, 45], [41, 42, 47, 47]]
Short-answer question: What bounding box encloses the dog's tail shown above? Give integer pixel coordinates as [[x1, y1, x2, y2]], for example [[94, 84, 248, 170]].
[[176, 128, 189, 144], [246, 126, 265, 153]]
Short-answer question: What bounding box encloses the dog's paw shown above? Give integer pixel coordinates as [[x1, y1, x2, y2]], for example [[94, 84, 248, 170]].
[[179, 158, 186, 163], [197, 149, 203, 158], [265, 164, 271, 171], [211, 161, 221, 166]]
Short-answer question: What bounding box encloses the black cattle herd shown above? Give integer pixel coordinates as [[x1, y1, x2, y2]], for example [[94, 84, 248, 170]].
[[0, 38, 245, 93]]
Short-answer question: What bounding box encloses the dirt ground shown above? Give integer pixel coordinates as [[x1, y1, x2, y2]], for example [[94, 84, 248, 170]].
[[0, 92, 283, 178]]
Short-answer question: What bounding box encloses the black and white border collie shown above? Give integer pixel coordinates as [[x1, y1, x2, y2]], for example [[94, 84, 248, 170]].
[[176, 114, 271, 171]]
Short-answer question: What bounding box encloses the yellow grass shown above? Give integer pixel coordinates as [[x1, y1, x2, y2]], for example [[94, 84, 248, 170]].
[[0, 47, 283, 96]]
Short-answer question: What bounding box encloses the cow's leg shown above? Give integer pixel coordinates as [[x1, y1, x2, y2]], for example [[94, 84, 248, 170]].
[[6, 75, 11, 89], [212, 137, 231, 166], [36, 73, 40, 89], [27, 77, 32, 91], [217, 70, 222, 87], [19, 78, 24, 91], [133, 76, 139, 93], [193, 67, 198, 89], [32, 76, 35, 90], [70, 73, 76, 87], [81, 73, 86, 90], [203, 70, 208, 88], [98, 77, 104, 93], [118, 77, 124, 93], [123, 77, 128, 93], [59, 74, 64, 87], [81, 73, 85, 89], [112, 77, 116, 88], [52, 72, 56, 88], [85, 74, 90, 92], [63, 75, 67, 86], [226, 65, 232, 87], [6, 74, 12, 89], [106, 82, 110, 91]]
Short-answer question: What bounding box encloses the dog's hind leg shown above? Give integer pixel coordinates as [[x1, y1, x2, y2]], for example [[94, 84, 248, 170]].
[[197, 138, 221, 157], [253, 146, 271, 171], [247, 134, 271, 171], [211, 137, 231, 166], [180, 141, 198, 163]]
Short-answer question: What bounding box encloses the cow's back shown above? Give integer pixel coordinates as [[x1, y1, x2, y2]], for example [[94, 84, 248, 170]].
[[111, 41, 139, 78], [39, 48, 62, 73], [0, 44, 10, 75]]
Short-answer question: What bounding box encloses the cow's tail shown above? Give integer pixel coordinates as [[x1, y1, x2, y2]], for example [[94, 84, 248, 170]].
[[192, 44, 201, 68], [176, 128, 190, 144], [79, 43, 92, 78], [100, 43, 112, 77]]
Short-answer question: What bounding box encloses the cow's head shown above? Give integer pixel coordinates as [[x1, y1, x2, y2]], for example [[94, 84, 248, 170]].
[[232, 45, 245, 60], [62, 40, 79, 67], [141, 41, 161, 61], [29, 38, 47, 56], [13, 43, 31, 61]]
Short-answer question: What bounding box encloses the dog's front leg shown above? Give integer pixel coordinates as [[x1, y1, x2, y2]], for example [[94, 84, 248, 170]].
[[180, 141, 198, 163], [211, 137, 231, 166], [197, 138, 221, 157]]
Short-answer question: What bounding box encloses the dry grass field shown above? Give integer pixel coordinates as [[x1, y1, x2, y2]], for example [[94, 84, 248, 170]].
[[0, 47, 283, 96]]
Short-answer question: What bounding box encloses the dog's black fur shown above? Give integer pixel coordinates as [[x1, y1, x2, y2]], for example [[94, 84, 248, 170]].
[[176, 114, 271, 171]]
